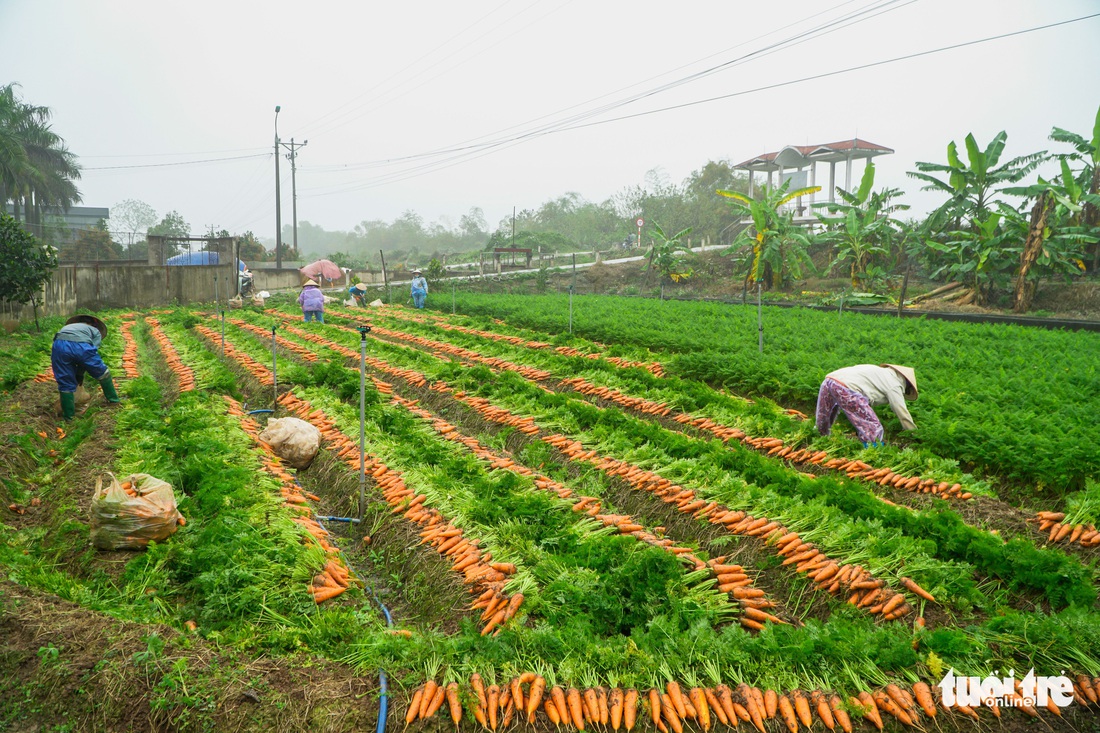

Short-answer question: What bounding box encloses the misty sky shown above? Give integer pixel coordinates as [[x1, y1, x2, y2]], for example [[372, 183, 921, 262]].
[[2, 0, 1098, 241]]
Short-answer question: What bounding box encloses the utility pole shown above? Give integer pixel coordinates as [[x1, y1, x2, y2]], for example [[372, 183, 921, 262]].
[[281, 138, 308, 259], [274, 105, 282, 270]]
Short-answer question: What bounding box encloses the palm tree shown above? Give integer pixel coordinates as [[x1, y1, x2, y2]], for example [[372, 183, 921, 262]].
[[0, 84, 82, 236]]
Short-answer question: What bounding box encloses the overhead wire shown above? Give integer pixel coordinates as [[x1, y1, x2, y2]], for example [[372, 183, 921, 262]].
[[83, 153, 270, 171], [300, 0, 914, 196]]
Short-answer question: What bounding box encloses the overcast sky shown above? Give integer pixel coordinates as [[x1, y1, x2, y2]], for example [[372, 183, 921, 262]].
[[2, 0, 1098, 241]]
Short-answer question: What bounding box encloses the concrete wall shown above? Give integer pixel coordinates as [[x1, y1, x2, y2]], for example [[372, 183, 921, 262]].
[[252, 268, 303, 292], [2, 263, 237, 323]]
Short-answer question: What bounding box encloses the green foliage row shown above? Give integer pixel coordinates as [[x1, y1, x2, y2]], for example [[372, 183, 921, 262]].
[[439, 293, 1100, 494]]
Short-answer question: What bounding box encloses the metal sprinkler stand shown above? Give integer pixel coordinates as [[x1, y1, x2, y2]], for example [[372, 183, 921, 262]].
[[356, 323, 372, 519], [270, 325, 278, 415]]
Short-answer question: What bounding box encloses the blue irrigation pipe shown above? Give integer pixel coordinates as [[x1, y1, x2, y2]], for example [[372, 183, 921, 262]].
[[298, 479, 392, 731]]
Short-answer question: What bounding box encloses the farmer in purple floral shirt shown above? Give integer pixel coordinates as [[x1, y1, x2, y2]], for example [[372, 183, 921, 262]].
[[815, 364, 917, 448]]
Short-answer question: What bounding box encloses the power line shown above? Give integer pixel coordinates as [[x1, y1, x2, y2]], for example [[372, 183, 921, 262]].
[[301, 10, 1098, 197], [82, 153, 270, 170], [77, 146, 269, 159]]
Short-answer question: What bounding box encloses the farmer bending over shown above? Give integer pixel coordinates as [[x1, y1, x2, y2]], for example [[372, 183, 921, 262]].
[[815, 364, 917, 447], [52, 314, 121, 421], [348, 282, 368, 307]]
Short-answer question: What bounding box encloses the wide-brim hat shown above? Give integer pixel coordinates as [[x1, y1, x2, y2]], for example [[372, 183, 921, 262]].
[[882, 364, 918, 400], [65, 314, 107, 339], [411, 267, 422, 274], [302, 279, 319, 287], [351, 283, 368, 292]]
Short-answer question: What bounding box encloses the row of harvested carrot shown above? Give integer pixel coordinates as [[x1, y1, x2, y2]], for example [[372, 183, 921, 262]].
[[406, 675, 1084, 731], [375, 306, 666, 376], [542, 434, 913, 622], [226, 319, 778, 628], [273, 389, 513, 626], [562, 376, 970, 502], [390, 391, 765, 626], [368, 322, 553, 381], [1031, 511, 1100, 547], [145, 319, 196, 391], [32, 368, 55, 383], [194, 325, 275, 385], [119, 319, 141, 378], [224, 395, 352, 603], [229, 318, 319, 363]]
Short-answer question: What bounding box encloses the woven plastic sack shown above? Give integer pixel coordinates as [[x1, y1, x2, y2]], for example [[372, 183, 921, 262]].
[[251, 294, 266, 307], [259, 417, 321, 469], [90, 472, 183, 550], [53, 385, 91, 416]]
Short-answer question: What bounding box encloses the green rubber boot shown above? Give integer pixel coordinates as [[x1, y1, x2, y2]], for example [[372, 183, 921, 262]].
[[59, 392, 76, 421], [99, 376, 121, 404]]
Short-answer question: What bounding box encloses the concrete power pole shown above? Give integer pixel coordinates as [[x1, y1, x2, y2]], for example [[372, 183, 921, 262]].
[[282, 138, 308, 260], [274, 105, 282, 269]]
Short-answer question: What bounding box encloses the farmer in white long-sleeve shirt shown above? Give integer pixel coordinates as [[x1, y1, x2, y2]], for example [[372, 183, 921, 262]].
[[815, 364, 917, 447]]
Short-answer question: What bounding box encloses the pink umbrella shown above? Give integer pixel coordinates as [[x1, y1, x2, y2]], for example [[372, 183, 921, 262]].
[[299, 259, 344, 283]]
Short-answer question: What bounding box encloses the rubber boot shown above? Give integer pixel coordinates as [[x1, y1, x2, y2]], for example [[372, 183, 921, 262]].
[[59, 392, 76, 421], [99, 376, 122, 404]]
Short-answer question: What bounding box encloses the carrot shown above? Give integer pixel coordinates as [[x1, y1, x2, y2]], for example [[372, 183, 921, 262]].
[[511, 677, 526, 715], [741, 685, 766, 733], [791, 690, 812, 728], [777, 696, 798, 733], [583, 688, 600, 723], [764, 689, 778, 719], [854, 693, 882, 731], [610, 687, 624, 730], [690, 687, 711, 731], [551, 686, 569, 725], [704, 688, 729, 727], [716, 686, 739, 727], [811, 691, 835, 731], [446, 683, 462, 726], [528, 675, 547, 721], [501, 696, 516, 728], [871, 691, 911, 726], [648, 689, 663, 731], [661, 694, 684, 733], [567, 688, 586, 730], [488, 685, 500, 731], [545, 699, 561, 726], [666, 681, 687, 720], [884, 684, 912, 713], [880, 594, 906, 616], [829, 697, 851, 733], [406, 686, 424, 725], [471, 673, 487, 709], [311, 585, 346, 602], [598, 687, 611, 726], [1078, 674, 1098, 704], [911, 682, 936, 718], [424, 684, 447, 720], [899, 577, 935, 602], [624, 689, 638, 731]]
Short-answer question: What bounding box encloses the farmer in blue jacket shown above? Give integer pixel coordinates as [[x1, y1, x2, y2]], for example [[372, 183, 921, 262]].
[[51, 314, 121, 421], [410, 269, 428, 309]]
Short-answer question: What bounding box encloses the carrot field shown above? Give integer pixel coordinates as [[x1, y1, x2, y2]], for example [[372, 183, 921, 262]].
[[2, 294, 1099, 731]]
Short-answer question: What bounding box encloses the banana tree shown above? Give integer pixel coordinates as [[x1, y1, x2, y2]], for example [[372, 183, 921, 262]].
[[643, 222, 693, 300], [1048, 103, 1100, 268], [718, 179, 820, 290], [815, 161, 908, 287], [909, 131, 1044, 228]]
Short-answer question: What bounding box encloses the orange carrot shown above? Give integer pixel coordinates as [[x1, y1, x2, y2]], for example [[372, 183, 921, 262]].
[[511, 677, 526, 715], [715, 686, 738, 727], [583, 688, 600, 723], [666, 682, 687, 720], [488, 685, 500, 731], [764, 689, 778, 719], [690, 687, 711, 731], [704, 688, 729, 727], [545, 699, 561, 726], [446, 683, 462, 726], [811, 691, 835, 731], [829, 696, 851, 733], [777, 696, 798, 733], [551, 686, 569, 725], [598, 687, 611, 726], [501, 696, 516, 728], [624, 689, 638, 731], [661, 694, 684, 733], [854, 693, 882, 731], [911, 682, 936, 718], [610, 687, 624, 730], [872, 692, 911, 726], [567, 688, 586, 730], [425, 684, 447, 720], [406, 686, 424, 724], [648, 689, 663, 731], [791, 690, 812, 728], [527, 675, 547, 722]]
